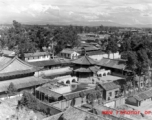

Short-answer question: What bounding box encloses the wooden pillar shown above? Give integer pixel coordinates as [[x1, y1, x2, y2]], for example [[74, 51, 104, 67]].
[[38, 91, 40, 100], [66, 100, 67, 107], [39, 92, 41, 100], [40, 92, 42, 101], [61, 101, 63, 109], [47, 95, 49, 103]]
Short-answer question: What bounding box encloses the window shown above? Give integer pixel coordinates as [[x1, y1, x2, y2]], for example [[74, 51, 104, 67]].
[[141, 83, 143, 87], [109, 92, 112, 96], [115, 91, 118, 95]]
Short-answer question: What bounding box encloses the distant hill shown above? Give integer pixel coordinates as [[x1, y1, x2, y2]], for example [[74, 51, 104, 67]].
[[1, 21, 152, 28]]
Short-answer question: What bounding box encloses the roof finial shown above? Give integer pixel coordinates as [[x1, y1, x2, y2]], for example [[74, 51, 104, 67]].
[[81, 47, 86, 56]]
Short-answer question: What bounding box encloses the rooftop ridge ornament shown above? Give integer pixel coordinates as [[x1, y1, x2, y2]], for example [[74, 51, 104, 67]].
[[81, 47, 86, 56]]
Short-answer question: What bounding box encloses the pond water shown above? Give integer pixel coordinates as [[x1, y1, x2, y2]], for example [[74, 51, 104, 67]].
[[68, 83, 90, 93]]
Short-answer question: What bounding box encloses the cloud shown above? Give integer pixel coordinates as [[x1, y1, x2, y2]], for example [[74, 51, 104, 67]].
[[29, 3, 60, 12], [8, 5, 21, 13], [69, 11, 74, 15], [0, 0, 152, 25]]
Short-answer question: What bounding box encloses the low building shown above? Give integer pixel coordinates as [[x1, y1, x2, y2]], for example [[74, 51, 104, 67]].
[[86, 50, 106, 61], [85, 51, 121, 61], [28, 58, 72, 70], [78, 33, 99, 43], [28, 58, 73, 78], [97, 58, 131, 76], [126, 89, 152, 107], [35, 82, 97, 110], [134, 75, 149, 89], [72, 55, 99, 78], [24, 52, 52, 62], [0, 49, 15, 57], [73, 46, 100, 54], [120, 52, 128, 60], [60, 49, 80, 59], [100, 82, 121, 101], [0, 56, 50, 96]]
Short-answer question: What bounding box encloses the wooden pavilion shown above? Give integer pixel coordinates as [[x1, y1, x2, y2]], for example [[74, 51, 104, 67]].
[[72, 55, 99, 78]]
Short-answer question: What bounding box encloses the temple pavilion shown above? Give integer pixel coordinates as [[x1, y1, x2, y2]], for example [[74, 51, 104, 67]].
[[72, 55, 100, 78]]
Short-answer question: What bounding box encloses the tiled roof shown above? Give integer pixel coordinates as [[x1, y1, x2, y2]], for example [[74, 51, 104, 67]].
[[138, 93, 149, 100], [84, 46, 100, 51], [0, 76, 50, 93], [0, 56, 13, 68], [28, 60, 59, 67], [86, 50, 105, 56], [63, 88, 96, 100], [80, 43, 93, 47], [100, 82, 120, 91], [89, 66, 100, 73], [74, 67, 93, 72], [0, 56, 38, 73], [60, 49, 76, 54], [0, 68, 41, 78], [133, 89, 152, 101], [74, 66, 99, 73], [73, 46, 101, 53], [1, 50, 15, 56], [133, 95, 144, 101], [29, 58, 71, 67], [97, 58, 126, 70], [72, 55, 96, 65], [36, 87, 62, 100], [145, 90, 152, 97]]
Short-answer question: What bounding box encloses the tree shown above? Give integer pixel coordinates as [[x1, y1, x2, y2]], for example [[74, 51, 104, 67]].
[[96, 91, 102, 104], [4, 21, 36, 59], [126, 51, 138, 92], [53, 26, 80, 54], [106, 36, 118, 59], [7, 82, 17, 96], [121, 34, 152, 91], [87, 93, 96, 110], [20, 91, 40, 111], [79, 92, 85, 104]]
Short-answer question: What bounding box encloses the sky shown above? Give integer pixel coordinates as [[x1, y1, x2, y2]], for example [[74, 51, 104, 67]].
[[0, 0, 152, 26]]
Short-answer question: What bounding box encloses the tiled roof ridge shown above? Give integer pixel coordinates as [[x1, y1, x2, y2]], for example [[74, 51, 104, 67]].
[[0, 56, 36, 72], [85, 55, 95, 64]]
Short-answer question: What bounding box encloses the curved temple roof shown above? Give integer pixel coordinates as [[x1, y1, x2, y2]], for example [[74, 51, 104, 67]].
[[72, 55, 97, 65]]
